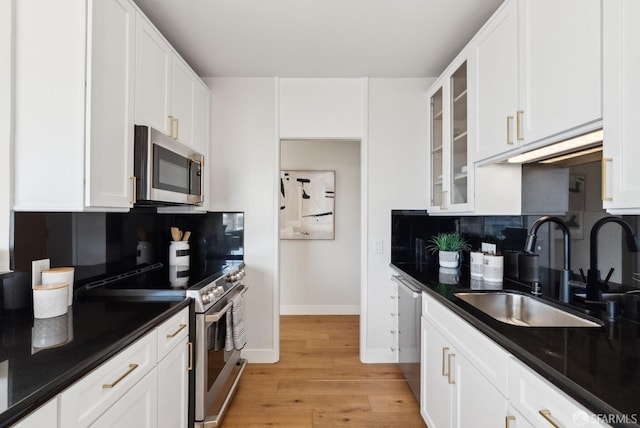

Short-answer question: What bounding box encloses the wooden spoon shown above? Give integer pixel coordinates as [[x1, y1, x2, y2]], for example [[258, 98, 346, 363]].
[[170, 227, 182, 242], [182, 231, 191, 242]]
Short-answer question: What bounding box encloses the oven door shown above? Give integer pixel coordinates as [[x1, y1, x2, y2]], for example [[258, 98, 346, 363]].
[[194, 296, 241, 422]]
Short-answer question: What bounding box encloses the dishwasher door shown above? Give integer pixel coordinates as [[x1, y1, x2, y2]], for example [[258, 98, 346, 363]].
[[393, 275, 422, 401]]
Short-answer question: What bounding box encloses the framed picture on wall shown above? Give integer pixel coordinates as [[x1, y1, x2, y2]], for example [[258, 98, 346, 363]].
[[279, 170, 335, 240]]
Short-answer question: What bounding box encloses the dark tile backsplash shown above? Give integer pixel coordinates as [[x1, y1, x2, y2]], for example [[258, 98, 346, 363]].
[[3, 209, 243, 309], [391, 210, 640, 287]]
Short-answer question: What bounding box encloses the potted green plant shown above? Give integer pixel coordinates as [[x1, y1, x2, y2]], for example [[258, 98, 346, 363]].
[[426, 232, 471, 268]]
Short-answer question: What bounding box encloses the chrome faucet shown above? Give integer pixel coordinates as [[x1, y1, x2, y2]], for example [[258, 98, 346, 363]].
[[524, 216, 572, 303], [586, 216, 639, 301]]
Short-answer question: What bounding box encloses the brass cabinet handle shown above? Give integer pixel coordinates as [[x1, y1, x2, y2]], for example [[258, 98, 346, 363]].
[[102, 364, 139, 389], [130, 176, 136, 205], [166, 323, 187, 338], [168, 115, 174, 138], [505, 415, 516, 428], [173, 118, 179, 140], [516, 110, 524, 141], [507, 116, 514, 145], [602, 158, 613, 201], [539, 410, 561, 428], [187, 342, 193, 371], [447, 353, 455, 384], [441, 347, 449, 376]]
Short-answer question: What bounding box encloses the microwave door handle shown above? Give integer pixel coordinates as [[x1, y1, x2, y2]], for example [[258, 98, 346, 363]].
[[190, 155, 204, 203]]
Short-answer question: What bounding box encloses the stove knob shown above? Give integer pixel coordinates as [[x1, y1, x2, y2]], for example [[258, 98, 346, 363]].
[[216, 286, 225, 296], [201, 293, 211, 304]]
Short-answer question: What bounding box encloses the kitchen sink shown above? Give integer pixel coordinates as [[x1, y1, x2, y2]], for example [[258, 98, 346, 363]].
[[454, 291, 604, 328]]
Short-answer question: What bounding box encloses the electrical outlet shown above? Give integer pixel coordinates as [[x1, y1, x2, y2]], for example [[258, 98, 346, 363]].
[[375, 240, 383, 254], [31, 258, 50, 288]]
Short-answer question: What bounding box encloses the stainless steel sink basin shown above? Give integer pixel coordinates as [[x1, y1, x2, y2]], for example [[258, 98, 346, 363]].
[[454, 291, 604, 327]]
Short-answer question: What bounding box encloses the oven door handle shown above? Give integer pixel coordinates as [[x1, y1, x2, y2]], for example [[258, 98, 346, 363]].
[[204, 285, 249, 324]]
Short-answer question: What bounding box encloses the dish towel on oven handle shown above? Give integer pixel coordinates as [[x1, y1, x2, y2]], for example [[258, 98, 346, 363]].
[[225, 292, 247, 351]]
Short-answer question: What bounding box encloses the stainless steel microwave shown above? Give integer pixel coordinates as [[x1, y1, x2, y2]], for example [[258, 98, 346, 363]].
[[133, 125, 204, 206]]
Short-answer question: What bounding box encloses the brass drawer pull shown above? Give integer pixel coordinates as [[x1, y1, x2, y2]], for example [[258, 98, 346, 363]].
[[505, 415, 516, 428], [130, 176, 136, 205], [102, 363, 139, 389], [188, 342, 193, 371], [516, 110, 524, 141], [441, 347, 449, 376], [447, 353, 455, 384], [507, 116, 514, 145], [166, 323, 187, 338], [539, 410, 561, 428], [602, 158, 613, 201]]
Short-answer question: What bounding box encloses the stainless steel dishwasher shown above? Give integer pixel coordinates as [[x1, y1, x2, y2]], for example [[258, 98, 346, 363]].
[[392, 274, 422, 401]]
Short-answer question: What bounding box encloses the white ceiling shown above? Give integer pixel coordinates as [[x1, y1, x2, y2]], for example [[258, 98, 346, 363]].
[[133, 0, 504, 78]]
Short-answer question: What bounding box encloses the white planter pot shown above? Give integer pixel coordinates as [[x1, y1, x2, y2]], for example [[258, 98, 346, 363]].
[[439, 250, 460, 268]]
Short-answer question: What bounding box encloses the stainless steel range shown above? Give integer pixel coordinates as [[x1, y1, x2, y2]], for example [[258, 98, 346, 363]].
[[78, 261, 248, 428], [191, 266, 248, 428]]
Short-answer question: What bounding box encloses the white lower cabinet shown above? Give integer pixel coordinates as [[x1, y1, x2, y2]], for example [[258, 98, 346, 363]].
[[509, 359, 608, 428], [156, 306, 191, 428], [421, 312, 506, 428], [60, 331, 157, 428], [89, 368, 158, 428], [420, 292, 611, 428], [14, 307, 191, 428], [11, 398, 58, 428]]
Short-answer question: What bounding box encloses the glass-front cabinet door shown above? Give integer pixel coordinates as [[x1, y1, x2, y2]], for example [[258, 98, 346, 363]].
[[427, 58, 472, 213], [430, 87, 444, 209], [450, 62, 468, 206]]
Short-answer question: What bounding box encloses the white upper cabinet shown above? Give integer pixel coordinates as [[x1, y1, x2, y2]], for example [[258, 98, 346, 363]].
[[135, 14, 172, 136], [15, 0, 210, 211], [14, 0, 136, 211], [473, 0, 519, 162], [602, 0, 640, 213], [518, 0, 602, 145], [134, 14, 210, 153], [473, 0, 602, 163]]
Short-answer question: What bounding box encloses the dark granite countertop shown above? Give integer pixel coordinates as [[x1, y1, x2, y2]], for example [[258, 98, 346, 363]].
[[0, 298, 191, 426], [392, 261, 640, 428]]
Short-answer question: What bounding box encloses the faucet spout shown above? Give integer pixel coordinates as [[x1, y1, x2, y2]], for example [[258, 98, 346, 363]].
[[524, 216, 572, 303], [586, 216, 639, 301]]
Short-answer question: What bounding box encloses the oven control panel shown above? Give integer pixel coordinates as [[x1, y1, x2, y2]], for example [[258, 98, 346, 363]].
[[191, 267, 245, 312]]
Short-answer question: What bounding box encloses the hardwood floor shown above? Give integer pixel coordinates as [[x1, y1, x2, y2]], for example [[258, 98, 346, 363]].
[[223, 315, 426, 427]]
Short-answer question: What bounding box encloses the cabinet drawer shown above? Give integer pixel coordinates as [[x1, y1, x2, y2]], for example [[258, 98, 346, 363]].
[[60, 330, 157, 428], [508, 358, 609, 428], [422, 292, 509, 395], [157, 307, 189, 361]]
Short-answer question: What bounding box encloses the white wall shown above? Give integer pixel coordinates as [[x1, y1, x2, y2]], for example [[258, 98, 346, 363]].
[[280, 139, 361, 314], [207, 77, 431, 364], [279, 78, 365, 139], [206, 77, 279, 363], [363, 78, 432, 362], [0, 0, 13, 271]]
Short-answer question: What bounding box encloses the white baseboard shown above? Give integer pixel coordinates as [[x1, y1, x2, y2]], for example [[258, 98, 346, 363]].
[[240, 348, 279, 364], [280, 305, 360, 315]]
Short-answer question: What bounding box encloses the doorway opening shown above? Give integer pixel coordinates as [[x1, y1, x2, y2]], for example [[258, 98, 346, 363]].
[[278, 139, 362, 317]]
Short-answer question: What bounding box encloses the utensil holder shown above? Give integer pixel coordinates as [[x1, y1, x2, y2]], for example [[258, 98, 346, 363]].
[[169, 241, 190, 267]]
